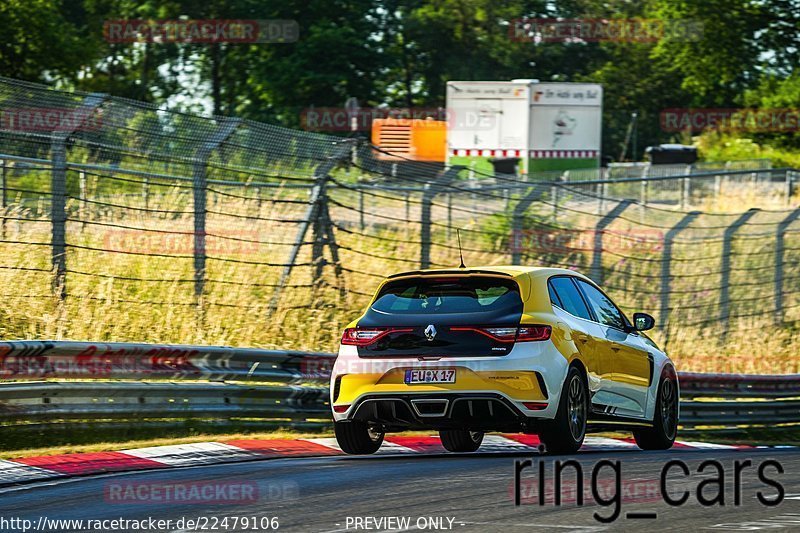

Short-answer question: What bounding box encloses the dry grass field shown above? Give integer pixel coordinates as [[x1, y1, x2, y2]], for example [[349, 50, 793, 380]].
[[1, 170, 798, 375]]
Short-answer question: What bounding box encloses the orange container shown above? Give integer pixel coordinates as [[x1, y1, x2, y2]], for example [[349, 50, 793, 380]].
[[371, 118, 446, 162]]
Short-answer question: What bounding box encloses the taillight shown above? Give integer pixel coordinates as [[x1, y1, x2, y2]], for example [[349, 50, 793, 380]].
[[516, 325, 552, 342], [450, 326, 515, 342], [341, 327, 414, 346], [449, 325, 551, 342]]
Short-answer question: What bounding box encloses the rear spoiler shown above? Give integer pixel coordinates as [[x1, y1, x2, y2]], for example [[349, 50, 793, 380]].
[[386, 269, 514, 279]]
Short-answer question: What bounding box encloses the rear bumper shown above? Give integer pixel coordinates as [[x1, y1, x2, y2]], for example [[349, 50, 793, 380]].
[[330, 341, 568, 426], [340, 392, 548, 432]]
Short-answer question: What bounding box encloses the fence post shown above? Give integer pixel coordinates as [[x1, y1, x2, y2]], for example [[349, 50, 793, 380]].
[[0, 159, 6, 240], [142, 175, 150, 210], [269, 141, 353, 314], [640, 178, 648, 205], [312, 151, 354, 303], [681, 176, 690, 209], [660, 211, 701, 349], [420, 166, 462, 269], [597, 182, 604, 214], [49, 93, 106, 300], [719, 208, 759, 338], [446, 193, 453, 239], [358, 187, 365, 230], [51, 140, 66, 299], [775, 208, 800, 325], [589, 200, 633, 284], [78, 170, 87, 228], [191, 118, 241, 311], [785, 171, 794, 207], [551, 182, 559, 222], [311, 187, 331, 292], [510, 184, 547, 265]]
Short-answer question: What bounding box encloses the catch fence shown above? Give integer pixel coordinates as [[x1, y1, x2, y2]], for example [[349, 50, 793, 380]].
[[0, 77, 798, 364]]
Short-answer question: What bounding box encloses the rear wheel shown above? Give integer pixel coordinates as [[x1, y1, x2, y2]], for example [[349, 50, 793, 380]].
[[539, 366, 587, 454], [634, 372, 678, 450], [439, 429, 484, 452], [334, 421, 384, 454]]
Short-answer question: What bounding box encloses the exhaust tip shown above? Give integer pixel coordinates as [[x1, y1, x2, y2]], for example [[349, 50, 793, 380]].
[[410, 399, 449, 417]]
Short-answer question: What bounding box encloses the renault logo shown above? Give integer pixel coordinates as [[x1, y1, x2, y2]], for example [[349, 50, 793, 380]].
[[424, 324, 437, 341]]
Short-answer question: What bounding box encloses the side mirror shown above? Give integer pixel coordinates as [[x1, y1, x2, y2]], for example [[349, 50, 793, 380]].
[[633, 312, 655, 331]]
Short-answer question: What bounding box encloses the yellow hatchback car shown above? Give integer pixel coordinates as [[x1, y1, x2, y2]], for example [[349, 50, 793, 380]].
[[330, 266, 679, 454]]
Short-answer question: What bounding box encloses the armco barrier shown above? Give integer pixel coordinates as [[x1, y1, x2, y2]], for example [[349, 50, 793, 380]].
[[0, 381, 329, 420], [0, 340, 334, 383], [0, 341, 798, 431], [0, 340, 334, 426], [678, 371, 800, 430]]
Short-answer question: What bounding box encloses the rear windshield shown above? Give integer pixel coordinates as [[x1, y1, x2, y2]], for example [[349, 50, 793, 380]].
[[371, 277, 521, 315]]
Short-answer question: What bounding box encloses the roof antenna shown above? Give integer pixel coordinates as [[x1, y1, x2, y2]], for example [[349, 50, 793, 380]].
[[457, 229, 466, 268]]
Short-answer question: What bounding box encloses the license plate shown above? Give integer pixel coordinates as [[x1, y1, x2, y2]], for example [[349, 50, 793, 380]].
[[404, 369, 456, 384]]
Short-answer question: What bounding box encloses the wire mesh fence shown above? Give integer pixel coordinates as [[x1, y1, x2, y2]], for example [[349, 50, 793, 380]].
[[0, 76, 798, 372]]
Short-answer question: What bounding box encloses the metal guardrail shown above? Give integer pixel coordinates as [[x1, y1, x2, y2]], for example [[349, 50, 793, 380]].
[[0, 341, 334, 426], [679, 371, 800, 398], [678, 371, 800, 430], [0, 340, 334, 383], [0, 381, 329, 420], [0, 341, 798, 431]]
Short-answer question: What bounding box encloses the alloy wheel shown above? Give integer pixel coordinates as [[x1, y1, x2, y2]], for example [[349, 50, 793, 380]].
[[567, 375, 586, 441], [660, 378, 678, 440]]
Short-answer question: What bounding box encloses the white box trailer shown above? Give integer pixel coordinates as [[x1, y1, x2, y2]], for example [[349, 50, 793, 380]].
[[446, 80, 602, 175]]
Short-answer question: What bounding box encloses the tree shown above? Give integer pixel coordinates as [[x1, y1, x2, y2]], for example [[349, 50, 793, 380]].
[[233, 0, 385, 125], [650, 0, 764, 105], [0, 0, 87, 83]]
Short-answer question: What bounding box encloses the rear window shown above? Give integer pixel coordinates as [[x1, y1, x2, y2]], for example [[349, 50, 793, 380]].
[[371, 277, 521, 315]]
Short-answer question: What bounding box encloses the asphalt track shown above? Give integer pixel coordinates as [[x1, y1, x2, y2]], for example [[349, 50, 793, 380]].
[[1, 447, 799, 532]]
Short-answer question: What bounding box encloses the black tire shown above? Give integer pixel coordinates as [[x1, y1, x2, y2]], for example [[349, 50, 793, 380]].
[[334, 421, 384, 454], [539, 366, 587, 454], [439, 429, 484, 452], [634, 371, 678, 451]]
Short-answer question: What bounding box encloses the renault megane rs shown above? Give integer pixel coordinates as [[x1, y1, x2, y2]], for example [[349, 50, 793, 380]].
[[330, 266, 678, 454]]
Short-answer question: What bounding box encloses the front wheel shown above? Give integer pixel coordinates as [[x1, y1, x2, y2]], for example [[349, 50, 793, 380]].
[[633, 371, 678, 450], [439, 429, 484, 452], [334, 421, 384, 454], [539, 366, 587, 454]]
